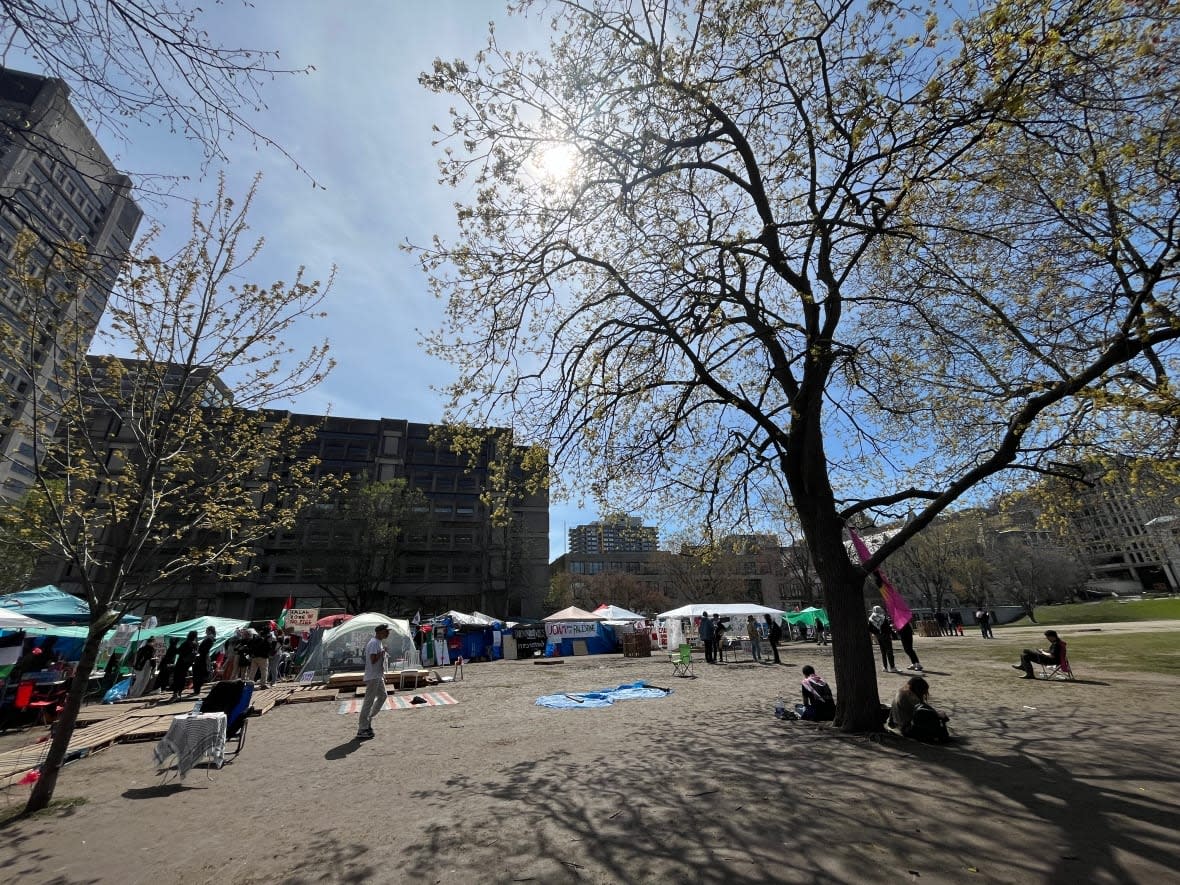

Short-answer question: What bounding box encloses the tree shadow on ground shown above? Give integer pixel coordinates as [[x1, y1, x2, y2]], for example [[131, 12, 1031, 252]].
[[387, 693, 1179, 884]]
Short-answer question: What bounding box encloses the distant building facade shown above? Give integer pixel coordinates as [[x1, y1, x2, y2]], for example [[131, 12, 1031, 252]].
[[0, 68, 142, 499], [568, 515, 658, 555]]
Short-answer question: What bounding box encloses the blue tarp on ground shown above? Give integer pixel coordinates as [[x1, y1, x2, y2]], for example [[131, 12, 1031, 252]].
[[0, 586, 141, 625], [535, 680, 670, 709]]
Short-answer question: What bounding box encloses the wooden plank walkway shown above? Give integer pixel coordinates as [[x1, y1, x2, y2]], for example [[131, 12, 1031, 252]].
[[0, 680, 341, 786]]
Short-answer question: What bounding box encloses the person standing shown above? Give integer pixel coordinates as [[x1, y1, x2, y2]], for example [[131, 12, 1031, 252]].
[[896, 620, 923, 671], [356, 623, 391, 741], [170, 630, 198, 700], [868, 605, 897, 672], [266, 623, 283, 686], [698, 612, 715, 664], [247, 628, 274, 689], [154, 638, 179, 692], [127, 638, 158, 699], [975, 609, 992, 639], [764, 613, 782, 664], [192, 626, 216, 696], [712, 614, 727, 663], [746, 615, 763, 662]]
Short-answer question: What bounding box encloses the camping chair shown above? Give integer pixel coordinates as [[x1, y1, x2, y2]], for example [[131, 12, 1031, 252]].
[[669, 643, 694, 678], [199, 680, 255, 763], [1040, 642, 1076, 680], [0, 679, 37, 730]]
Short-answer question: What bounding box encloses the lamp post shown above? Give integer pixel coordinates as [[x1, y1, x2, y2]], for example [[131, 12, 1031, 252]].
[[1144, 516, 1180, 593]]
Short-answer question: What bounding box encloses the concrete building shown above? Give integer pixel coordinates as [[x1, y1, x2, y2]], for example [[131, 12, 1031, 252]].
[[36, 410, 551, 623], [0, 68, 142, 499]]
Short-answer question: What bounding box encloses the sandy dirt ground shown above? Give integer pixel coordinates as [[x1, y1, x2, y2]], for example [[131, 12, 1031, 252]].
[[1, 621, 1179, 885]]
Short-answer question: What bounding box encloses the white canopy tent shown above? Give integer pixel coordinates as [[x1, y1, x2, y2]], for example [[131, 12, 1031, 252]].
[[543, 605, 607, 621], [657, 603, 785, 620], [657, 603, 786, 649], [593, 604, 645, 622]]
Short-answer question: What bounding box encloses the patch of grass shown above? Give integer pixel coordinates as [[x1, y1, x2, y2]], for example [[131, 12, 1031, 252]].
[[977, 631, 1180, 677], [0, 796, 87, 829], [1002, 597, 1180, 627]]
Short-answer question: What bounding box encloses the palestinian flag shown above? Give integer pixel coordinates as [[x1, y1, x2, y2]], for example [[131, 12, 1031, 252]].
[[276, 595, 294, 629]]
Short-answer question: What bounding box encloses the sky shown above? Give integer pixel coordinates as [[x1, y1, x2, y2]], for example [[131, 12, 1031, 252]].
[[16, 1, 603, 561]]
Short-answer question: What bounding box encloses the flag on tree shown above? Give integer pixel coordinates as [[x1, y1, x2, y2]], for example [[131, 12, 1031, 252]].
[[848, 527, 913, 630]]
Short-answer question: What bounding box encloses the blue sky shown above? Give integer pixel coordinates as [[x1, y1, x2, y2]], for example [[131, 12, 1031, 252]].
[[19, 1, 599, 560]]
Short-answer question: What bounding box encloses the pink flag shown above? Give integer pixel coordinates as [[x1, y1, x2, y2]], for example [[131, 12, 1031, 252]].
[[848, 527, 913, 630]]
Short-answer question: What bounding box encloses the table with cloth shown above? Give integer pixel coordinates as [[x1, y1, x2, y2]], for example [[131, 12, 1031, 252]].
[[152, 712, 227, 779]]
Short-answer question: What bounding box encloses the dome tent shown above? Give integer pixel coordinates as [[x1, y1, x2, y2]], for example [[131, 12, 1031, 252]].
[[296, 613, 414, 678]]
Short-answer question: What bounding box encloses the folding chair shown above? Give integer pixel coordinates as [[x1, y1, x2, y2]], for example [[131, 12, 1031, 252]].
[[1041, 642, 1076, 680], [669, 643, 695, 678], [200, 680, 255, 764]]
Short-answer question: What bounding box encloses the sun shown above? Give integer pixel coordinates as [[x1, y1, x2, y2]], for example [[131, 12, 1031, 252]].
[[535, 142, 580, 184]]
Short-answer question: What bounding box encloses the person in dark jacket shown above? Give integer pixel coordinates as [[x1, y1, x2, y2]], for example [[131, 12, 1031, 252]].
[[154, 638, 179, 692], [698, 612, 715, 664], [170, 631, 199, 700], [764, 613, 782, 664], [796, 665, 836, 721], [192, 626, 216, 696], [1013, 630, 1063, 679]]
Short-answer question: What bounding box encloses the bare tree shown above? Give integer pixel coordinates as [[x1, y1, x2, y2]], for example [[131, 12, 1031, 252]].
[[0, 178, 333, 813], [416, 0, 1180, 729]]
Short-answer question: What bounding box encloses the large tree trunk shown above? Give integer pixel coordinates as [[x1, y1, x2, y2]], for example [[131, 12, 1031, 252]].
[[809, 520, 882, 731], [25, 610, 112, 814]]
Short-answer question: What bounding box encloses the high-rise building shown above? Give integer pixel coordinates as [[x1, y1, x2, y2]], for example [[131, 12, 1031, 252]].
[[568, 515, 659, 554], [0, 67, 142, 499]]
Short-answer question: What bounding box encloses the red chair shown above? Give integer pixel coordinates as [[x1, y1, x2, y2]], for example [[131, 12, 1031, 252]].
[[12, 679, 36, 710], [1041, 641, 1076, 680]]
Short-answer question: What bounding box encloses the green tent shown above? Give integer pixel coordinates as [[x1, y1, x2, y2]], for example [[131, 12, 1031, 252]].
[[785, 607, 828, 626]]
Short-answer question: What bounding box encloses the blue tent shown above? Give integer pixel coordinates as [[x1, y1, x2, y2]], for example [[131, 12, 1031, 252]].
[[0, 586, 141, 625]]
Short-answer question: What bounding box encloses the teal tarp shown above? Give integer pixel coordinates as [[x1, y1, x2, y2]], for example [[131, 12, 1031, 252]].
[[0, 585, 141, 625]]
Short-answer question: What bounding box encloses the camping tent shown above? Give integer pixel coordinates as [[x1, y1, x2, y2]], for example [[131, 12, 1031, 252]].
[[428, 611, 503, 661], [542, 606, 614, 655], [296, 613, 415, 677], [0, 586, 141, 625]]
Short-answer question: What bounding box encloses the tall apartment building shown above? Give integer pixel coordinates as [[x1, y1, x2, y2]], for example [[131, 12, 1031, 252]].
[[0, 67, 142, 499], [568, 515, 659, 555]]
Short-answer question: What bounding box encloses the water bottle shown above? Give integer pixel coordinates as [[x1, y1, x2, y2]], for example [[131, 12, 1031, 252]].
[[774, 696, 785, 719], [192, 699, 203, 714]]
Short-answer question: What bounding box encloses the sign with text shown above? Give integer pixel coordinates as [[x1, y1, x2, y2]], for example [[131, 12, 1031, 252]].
[[544, 620, 600, 640], [284, 608, 319, 630]]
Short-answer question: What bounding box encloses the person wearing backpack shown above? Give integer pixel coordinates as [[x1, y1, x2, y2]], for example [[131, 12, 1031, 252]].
[[890, 676, 950, 742]]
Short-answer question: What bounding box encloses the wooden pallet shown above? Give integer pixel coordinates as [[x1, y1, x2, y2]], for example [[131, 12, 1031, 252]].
[[0, 709, 144, 782], [281, 689, 339, 704]]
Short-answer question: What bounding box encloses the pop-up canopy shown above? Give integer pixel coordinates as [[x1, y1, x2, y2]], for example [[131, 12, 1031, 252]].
[[657, 602, 785, 619]]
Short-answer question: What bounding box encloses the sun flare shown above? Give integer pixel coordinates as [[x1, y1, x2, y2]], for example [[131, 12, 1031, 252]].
[[536, 142, 579, 183]]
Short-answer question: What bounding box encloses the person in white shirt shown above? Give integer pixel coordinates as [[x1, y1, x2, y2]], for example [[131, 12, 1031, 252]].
[[356, 624, 390, 740]]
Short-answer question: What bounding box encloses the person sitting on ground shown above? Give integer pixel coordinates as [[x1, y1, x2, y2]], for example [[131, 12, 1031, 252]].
[[890, 676, 950, 742], [1013, 630, 1064, 679], [795, 665, 836, 721]]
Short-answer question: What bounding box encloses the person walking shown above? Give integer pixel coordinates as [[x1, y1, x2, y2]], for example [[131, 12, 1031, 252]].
[[192, 626, 216, 696], [868, 605, 898, 672], [356, 623, 391, 740], [764, 613, 782, 664], [698, 611, 715, 664], [896, 619, 923, 671], [746, 615, 763, 662]]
